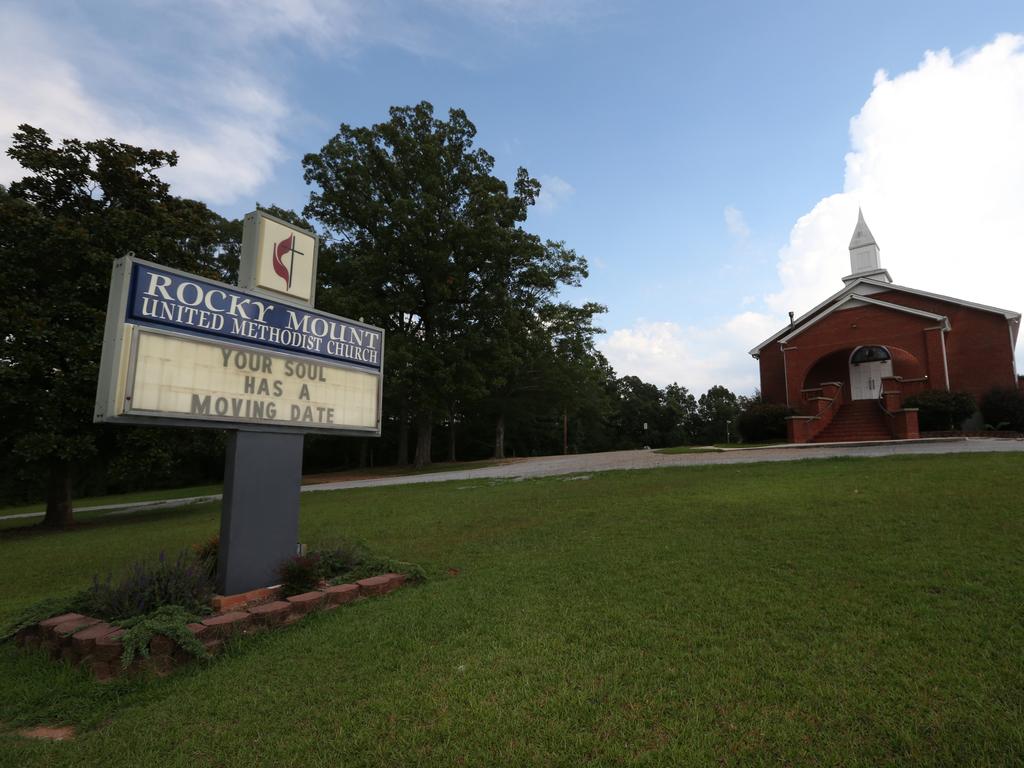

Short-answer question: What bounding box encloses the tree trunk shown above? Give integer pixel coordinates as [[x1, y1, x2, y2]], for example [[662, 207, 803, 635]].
[[43, 460, 74, 528], [413, 411, 432, 468], [396, 409, 409, 466], [494, 413, 506, 460], [448, 410, 457, 463]]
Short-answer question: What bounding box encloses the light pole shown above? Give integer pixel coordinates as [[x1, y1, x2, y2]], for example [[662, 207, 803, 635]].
[[725, 419, 731, 445]]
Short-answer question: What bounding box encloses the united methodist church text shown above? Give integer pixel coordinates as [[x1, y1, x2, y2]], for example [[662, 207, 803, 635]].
[[130, 263, 382, 369]]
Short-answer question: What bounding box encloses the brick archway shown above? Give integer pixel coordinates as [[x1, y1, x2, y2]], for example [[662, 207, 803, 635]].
[[799, 344, 928, 410]]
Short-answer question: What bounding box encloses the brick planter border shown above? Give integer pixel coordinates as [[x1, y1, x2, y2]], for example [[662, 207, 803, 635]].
[[13, 573, 408, 681]]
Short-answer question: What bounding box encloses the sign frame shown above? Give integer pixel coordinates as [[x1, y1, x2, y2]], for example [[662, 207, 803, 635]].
[[95, 255, 384, 437]]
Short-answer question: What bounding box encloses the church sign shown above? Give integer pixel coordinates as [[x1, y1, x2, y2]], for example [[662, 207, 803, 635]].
[[94, 211, 384, 595], [95, 220, 383, 436], [95, 210, 385, 438]]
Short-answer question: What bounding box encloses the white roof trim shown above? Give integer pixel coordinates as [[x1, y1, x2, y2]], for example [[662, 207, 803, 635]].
[[750, 282, 867, 355], [777, 294, 949, 344], [749, 277, 1020, 356], [862, 278, 1020, 321]]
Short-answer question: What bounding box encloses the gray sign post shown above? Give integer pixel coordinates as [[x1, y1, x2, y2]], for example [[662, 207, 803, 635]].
[[218, 431, 304, 594]]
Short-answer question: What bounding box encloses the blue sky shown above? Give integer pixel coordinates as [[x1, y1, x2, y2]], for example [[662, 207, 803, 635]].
[[3, 1, 1023, 394]]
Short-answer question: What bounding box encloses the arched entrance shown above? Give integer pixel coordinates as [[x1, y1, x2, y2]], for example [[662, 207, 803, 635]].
[[849, 345, 892, 400]]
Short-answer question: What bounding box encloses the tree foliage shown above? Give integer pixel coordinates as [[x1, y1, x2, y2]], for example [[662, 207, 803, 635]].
[[904, 390, 977, 431], [980, 388, 1024, 432], [736, 402, 793, 443], [694, 385, 741, 445], [0, 126, 234, 525], [302, 102, 602, 465]]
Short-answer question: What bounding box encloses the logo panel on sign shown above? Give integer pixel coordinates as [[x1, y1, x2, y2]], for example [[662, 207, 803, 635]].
[[255, 218, 316, 302]]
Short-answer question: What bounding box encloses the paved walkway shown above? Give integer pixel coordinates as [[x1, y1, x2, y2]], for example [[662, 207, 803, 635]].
[[4, 438, 1022, 521]]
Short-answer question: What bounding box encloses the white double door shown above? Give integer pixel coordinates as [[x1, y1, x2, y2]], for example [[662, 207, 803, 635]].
[[849, 359, 892, 400]]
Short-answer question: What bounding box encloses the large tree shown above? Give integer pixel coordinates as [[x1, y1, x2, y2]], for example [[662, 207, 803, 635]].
[[526, 301, 611, 456], [611, 376, 666, 448], [475, 240, 595, 459], [658, 383, 699, 447], [303, 102, 593, 467], [694, 384, 741, 445], [0, 126, 231, 526]]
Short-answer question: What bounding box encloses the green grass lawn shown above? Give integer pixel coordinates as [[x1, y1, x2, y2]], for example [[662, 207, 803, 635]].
[[1, 453, 1022, 766]]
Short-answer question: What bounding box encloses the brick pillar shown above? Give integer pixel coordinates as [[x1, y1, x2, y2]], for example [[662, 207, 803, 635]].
[[787, 417, 813, 443], [820, 381, 841, 401], [893, 409, 919, 439]]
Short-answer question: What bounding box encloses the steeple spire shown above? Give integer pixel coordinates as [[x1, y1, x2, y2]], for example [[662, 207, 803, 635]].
[[843, 208, 891, 284], [849, 208, 876, 252]]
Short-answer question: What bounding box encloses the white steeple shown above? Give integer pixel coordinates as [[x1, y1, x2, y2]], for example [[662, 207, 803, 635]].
[[843, 209, 891, 284]]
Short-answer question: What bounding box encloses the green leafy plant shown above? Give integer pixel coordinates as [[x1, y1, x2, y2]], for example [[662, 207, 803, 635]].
[[316, 541, 371, 577], [192, 535, 219, 580], [905, 390, 977, 431], [736, 403, 794, 443], [299, 539, 427, 588], [328, 556, 427, 586], [277, 553, 324, 596], [79, 550, 214, 621], [0, 594, 81, 641], [980, 388, 1024, 433], [118, 605, 210, 668]]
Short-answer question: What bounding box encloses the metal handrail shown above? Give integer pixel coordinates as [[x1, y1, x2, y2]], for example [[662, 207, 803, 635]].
[[877, 381, 899, 440], [877, 386, 894, 419]]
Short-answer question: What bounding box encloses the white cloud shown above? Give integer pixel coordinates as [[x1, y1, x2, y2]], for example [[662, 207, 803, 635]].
[[606, 34, 1024, 393], [428, 0, 598, 25], [0, 13, 110, 185], [767, 34, 1024, 363], [723, 205, 750, 239], [600, 313, 778, 395], [205, 0, 359, 47], [199, 0, 435, 57], [0, 8, 287, 204], [535, 174, 575, 213]]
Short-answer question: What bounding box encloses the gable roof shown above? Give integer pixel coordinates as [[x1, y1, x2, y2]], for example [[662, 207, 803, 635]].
[[750, 277, 1020, 356]]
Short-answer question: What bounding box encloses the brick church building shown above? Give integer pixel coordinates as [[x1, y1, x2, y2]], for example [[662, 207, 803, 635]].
[[750, 212, 1021, 442]]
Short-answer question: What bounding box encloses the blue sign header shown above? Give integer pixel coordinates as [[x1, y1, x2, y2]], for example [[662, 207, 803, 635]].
[[126, 262, 382, 371]]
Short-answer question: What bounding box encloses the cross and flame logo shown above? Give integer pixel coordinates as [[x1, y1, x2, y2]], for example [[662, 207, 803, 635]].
[[272, 234, 305, 290]]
